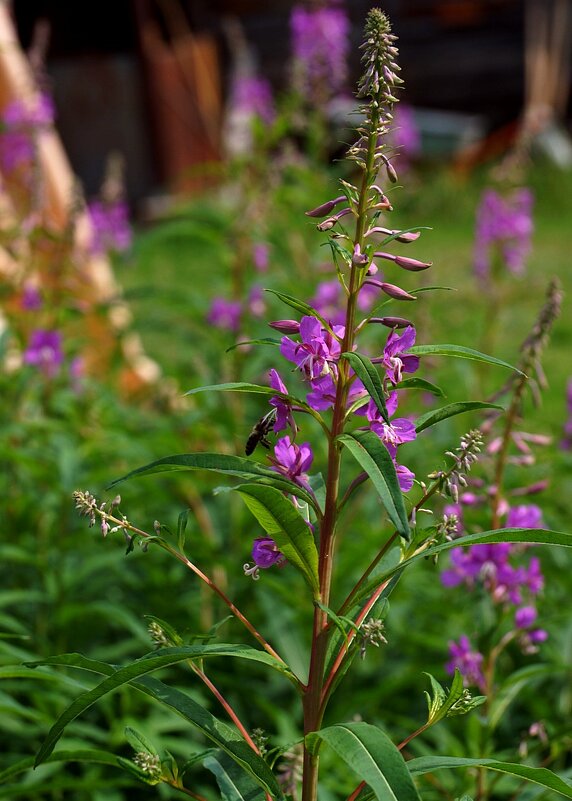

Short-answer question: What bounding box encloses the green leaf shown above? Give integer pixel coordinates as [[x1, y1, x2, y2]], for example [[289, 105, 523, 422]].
[[225, 338, 279, 353], [415, 402, 503, 433], [177, 509, 191, 553], [307, 723, 421, 801], [407, 344, 523, 374], [184, 382, 307, 410], [355, 528, 572, 607], [338, 430, 410, 540], [233, 484, 319, 594], [124, 726, 159, 757], [488, 663, 557, 731], [0, 750, 123, 783], [31, 653, 285, 798], [395, 377, 445, 397], [264, 289, 331, 331], [424, 670, 484, 724], [407, 756, 572, 798], [204, 750, 266, 801], [107, 452, 318, 513], [341, 352, 389, 423]]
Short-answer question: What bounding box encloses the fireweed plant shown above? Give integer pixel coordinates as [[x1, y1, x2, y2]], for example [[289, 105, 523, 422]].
[[33, 10, 572, 801]]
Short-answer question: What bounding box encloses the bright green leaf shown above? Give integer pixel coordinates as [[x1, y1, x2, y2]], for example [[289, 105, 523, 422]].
[[233, 484, 319, 594], [341, 353, 389, 423], [307, 723, 422, 801], [415, 402, 503, 433], [407, 344, 523, 374], [408, 756, 572, 798], [339, 431, 410, 540]]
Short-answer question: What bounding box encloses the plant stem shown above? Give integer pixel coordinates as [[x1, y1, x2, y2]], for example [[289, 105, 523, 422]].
[[91, 507, 289, 670], [301, 117, 379, 801]]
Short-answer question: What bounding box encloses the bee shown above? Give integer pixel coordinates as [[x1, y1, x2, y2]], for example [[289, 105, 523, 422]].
[[245, 409, 277, 456]]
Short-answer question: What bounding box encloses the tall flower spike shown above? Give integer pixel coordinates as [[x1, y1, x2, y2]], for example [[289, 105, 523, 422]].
[[347, 9, 403, 171]]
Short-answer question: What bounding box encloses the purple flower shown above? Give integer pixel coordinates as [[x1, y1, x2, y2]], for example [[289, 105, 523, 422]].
[[381, 326, 419, 384], [280, 316, 342, 381], [88, 200, 132, 254], [0, 93, 54, 172], [252, 537, 284, 568], [361, 394, 417, 452], [306, 373, 366, 412], [207, 297, 242, 333], [243, 536, 285, 580], [473, 188, 534, 280], [515, 605, 537, 629], [310, 279, 344, 325], [230, 76, 275, 126], [290, 1, 350, 102], [23, 329, 64, 378], [388, 104, 421, 171], [248, 286, 266, 317], [269, 369, 296, 433], [253, 242, 270, 272], [446, 635, 485, 690], [21, 284, 42, 311], [506, 504, 543, 529], [395, 462, 415, 493], [271, 436, 313, 488]]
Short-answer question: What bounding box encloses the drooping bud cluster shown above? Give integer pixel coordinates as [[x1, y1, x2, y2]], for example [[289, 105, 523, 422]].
[[133, 751, 162, 781], [519, 278, 562, 396], [359, 618, 388, 659]]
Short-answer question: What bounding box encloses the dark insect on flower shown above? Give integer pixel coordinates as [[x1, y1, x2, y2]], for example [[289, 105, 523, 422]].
[[245, 409, 277, 456]]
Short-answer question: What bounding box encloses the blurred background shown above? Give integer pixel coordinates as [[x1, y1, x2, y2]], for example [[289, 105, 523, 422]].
[[10, 0, 572, 208]]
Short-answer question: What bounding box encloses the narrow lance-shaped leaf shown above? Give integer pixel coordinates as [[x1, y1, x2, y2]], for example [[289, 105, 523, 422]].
[[415, 401, 503, 434], [184, 382, 309, 411], [306, 723, 422, 801], [395, 377, 445, 397], [341, 352, 389, 423], [407, 756, 572, 799], [339, 430, 410, 540], [107, 452, 318, 513], [407, 344, 524, 374], [233, 484, 319, 595], [264, 288, 332, 332], [31, 654, 285, 798], [354, 528, 572, 607], [204, 750, 266, 801]]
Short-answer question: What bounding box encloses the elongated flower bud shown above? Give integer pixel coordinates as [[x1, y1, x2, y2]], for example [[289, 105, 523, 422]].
[[394, 255, 432, 271], [268, 320, 300, 334], [316, 207, 352, 231], [368, 316, 412, 328], [380, 282, 416, 301], [365, 226, 420, 243], [305, 196, 346, 218]]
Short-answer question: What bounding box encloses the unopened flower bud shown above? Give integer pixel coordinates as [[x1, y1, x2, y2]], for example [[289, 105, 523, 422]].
[[381, 153, 398, 183], [366, 262, 378, 275], [305, 195, 346, 218], [368, 316, 412, 328], [394, 255, 432, 271], [268, 319, 300, 334], [379, 282, 416, 301], [316, 207, 352, 231]]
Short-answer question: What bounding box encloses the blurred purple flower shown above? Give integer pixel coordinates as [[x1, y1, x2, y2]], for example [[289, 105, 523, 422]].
[[0, 93, 54, 172], [253, 242, 270, 272], [515, 605, 537, 629], [23, 329, 63, 378], [88, 200, 132, 255], [21, 284, 42, 311], [506, 504, 543, 529], [446, 635, 485, 690], [207, 297, 242, 332], [230, 76, 275, 126], [473, 188, 534, 280], [395, 462, 415, 493], [248, 285, 266, 317], [290, 1, 350, 102], [389, 104, 421, 171], [310, 279, 344, 325]]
